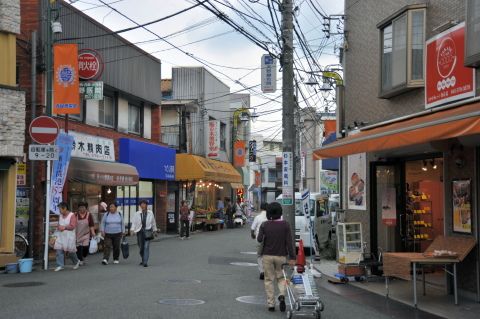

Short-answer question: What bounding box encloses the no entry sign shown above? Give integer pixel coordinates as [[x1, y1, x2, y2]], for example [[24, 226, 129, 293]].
[[29, 116, 60, 144]]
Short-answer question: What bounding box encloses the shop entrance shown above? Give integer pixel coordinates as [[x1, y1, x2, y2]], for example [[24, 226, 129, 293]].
[[372, 157, 444, 255]]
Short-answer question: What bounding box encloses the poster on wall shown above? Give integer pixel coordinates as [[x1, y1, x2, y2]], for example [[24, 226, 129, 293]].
[[381, 187, 397, 226], [347, 153, 366, 210], [15, 187, 30, 236], [452, 179, 472, 234], [320, 171, 338, 194], [207, 120, 220, 159]]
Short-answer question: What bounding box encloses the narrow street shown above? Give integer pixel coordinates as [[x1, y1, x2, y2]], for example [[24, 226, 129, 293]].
[[1, 228, 442, 319]]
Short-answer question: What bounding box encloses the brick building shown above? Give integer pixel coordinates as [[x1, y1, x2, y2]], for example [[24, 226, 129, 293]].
[[17, 0, 173, 260], [314, 0, 480, 301]]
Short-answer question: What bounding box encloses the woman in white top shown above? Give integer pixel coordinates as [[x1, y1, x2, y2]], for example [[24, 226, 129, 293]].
[[54, 202, 80, 272], [131, 200, 157, 267]]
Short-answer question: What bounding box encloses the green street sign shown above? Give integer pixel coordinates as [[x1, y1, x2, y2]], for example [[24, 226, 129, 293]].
[[282, 198, 293, 206]]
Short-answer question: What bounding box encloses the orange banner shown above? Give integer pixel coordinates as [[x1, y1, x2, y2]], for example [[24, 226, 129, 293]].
[[53, 44, 80, 114], [255, 171, 261, 186], [234, 140, 246, 168], [324, 119, 336, 139]]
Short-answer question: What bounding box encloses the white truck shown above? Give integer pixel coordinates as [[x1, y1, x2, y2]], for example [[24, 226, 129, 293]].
[[276, 192, 331, 255]]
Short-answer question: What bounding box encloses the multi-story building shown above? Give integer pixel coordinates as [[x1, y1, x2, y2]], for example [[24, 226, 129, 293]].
[[18, 0, 175, 258], [161, 68, 242, 221], [315, 0, 480, 302], [0, 0, 25, 265]]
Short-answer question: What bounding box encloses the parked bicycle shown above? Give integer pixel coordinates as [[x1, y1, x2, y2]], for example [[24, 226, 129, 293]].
[[14, 233, 29, 258]]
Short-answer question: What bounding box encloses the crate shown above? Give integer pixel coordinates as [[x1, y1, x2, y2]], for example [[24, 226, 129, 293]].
[[338, 264, 365, 277]]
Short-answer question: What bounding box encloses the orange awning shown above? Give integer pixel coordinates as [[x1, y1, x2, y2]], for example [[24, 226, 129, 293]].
[[176, 154, 242, 183], [313, 102, 480, 159]]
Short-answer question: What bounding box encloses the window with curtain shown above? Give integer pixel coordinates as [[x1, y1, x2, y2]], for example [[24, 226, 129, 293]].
[[99, 95, 115, 127], [380, 8, 425, 97], [128, 104, 141, 135]]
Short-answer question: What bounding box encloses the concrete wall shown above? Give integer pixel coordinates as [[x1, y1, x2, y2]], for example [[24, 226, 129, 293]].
[[0, 0, 20, 34]]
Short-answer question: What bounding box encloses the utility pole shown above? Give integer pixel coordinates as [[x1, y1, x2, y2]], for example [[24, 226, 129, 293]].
[[29, 30, 37, 258], [281, 0, 295, 237]]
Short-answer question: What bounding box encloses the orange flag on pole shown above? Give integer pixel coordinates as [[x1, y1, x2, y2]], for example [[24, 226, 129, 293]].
[[53, 44, 80, 114], [234, 140, 246, 167]]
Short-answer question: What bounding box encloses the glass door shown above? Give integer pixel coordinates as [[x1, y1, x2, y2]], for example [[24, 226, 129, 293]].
[[371, 163, 404, 255]]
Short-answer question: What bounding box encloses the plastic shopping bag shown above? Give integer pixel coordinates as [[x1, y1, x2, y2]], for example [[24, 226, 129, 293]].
[[121, 238, 129, 259], [89, 237, 98, 254]]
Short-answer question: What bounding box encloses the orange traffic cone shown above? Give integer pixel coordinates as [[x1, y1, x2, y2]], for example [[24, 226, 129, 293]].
[[296, 239, 306, 273]]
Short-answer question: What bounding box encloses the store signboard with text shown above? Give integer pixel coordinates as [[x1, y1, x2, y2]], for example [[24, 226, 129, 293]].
[[425, 22, 475, 108], [207, 120, 220, 159], [261, 54, 277, 93], [282, 152, 294, 205], [320, 171, 338, 194], [80, 81, 103, 100], [68, 131, 115, 162]]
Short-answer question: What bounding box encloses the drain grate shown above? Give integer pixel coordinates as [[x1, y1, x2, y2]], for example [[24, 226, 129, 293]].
[[236, 295, 277, 305], [3, 281, 45, 288], [157, 299, 205, 306]]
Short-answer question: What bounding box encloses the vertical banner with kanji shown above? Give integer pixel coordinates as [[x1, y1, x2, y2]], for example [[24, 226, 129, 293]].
[[53, 44, 80, 114], [50, 133, 74, 214], [207, 120, 220, 159], [234, 140, 246, 167]]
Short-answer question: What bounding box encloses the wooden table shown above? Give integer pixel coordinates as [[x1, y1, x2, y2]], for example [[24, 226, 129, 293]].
[[383, 235, 476, 308]]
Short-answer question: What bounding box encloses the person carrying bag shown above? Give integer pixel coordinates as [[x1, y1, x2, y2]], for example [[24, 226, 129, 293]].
[[131, 200, 157, 267]]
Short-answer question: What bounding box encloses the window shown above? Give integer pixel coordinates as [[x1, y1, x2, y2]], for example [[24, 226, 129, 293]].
[[465, 0, 480, 67], [99, 95, 115, 127], [61, 97, 84, 121], [261, 169, 266, 183], [128, 104, 141, 134], [380, 8, 425, 97], [220, 122, 226, 151], [269, 143, 274, 151], [268, 169, 276, 183]]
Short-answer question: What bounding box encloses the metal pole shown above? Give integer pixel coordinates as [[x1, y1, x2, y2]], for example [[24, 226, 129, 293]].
[[281, 0, 295, 236], [29, 30, 37, 258], [43, 159, 51, 270]]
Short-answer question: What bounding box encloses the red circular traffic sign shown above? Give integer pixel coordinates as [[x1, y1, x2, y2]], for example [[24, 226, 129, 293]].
[[29, 116, 60, 144], [78, 49, 104, 80]]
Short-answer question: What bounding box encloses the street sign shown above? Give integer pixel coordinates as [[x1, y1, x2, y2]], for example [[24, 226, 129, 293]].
[[29, 116, 59, 144], [282, 152, 294, 206], [261, 54, 277, 93], [248, 140, 257, 162], [29, 145, 60, 161]]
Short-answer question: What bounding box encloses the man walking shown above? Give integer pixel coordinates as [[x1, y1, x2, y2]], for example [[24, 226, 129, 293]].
[[257, 202, 296, 312], [180, 200, 190, 239], [251, 203, 268, 280]]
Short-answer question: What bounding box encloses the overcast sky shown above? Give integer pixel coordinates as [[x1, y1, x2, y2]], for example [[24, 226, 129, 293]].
[[68, 0, 344, 140]]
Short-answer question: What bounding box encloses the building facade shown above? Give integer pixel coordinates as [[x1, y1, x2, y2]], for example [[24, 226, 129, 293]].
[[17, 0, 174, 258], [0, 0, 25, 265], [315, 0, 480, 299]]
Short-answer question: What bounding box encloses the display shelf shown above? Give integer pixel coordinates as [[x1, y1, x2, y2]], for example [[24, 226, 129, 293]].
[[337, 222, 363, 264], [403, 192, 434, 252]]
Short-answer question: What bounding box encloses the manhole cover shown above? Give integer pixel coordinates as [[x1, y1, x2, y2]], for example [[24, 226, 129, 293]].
[[236, 295, 278, 305], [240, 252, 257, 255], [165, 279, 201, 284], [3, 282, 45, 288], [230, 262, 258, 267], [157, 299, 205, 306]]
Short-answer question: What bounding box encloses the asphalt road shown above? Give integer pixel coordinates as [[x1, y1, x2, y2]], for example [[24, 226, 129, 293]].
[[0, 227, 443, 319]]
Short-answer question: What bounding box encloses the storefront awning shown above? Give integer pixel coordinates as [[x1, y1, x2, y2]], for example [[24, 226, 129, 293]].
[[313, 102, 480, 159], [176, 154, 241, 183], [230, 183, 244, 189], [68, 158, 139, 186]]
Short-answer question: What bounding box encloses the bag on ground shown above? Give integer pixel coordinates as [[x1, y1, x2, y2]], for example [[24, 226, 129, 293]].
[[121, 238, 129, 259], [89, 237, 98, 254]]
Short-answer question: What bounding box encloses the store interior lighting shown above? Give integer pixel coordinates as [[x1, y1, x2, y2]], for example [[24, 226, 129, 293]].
[[431, 159, 438, 170], [422, 160, 428, 171], [107, 187, 112, 194]]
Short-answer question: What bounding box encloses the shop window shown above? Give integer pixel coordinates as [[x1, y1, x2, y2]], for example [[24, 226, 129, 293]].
[[465, 0, 480, 67], [261, 169, 266, 183], [128, 104, 141, 135], [268, 168, 277, 183], [99, 95, 115, 128], [220, 122, 226, 151], [379, 7, 425, 98]]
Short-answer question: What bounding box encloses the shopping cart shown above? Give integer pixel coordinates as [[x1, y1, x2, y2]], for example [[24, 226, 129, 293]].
[[282, 264, 324, 319]]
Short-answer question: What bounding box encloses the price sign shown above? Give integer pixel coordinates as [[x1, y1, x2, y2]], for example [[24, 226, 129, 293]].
[[29, 145, 60, 161]]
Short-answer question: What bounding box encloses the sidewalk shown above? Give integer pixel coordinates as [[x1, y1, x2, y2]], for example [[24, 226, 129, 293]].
[[312, 259, 480, 319]]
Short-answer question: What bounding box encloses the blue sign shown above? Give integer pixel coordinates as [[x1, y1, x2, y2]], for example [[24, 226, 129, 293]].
[[119, 138, 176, 180], [50, 133, 74, 214]]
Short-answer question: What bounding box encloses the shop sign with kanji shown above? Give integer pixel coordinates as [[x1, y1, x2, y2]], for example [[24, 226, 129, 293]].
[[80, 81, 103, 100], [68, 131, 115, 162]]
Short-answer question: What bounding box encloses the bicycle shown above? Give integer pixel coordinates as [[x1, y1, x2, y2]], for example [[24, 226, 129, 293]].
[[14, 233, 29, 258]]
